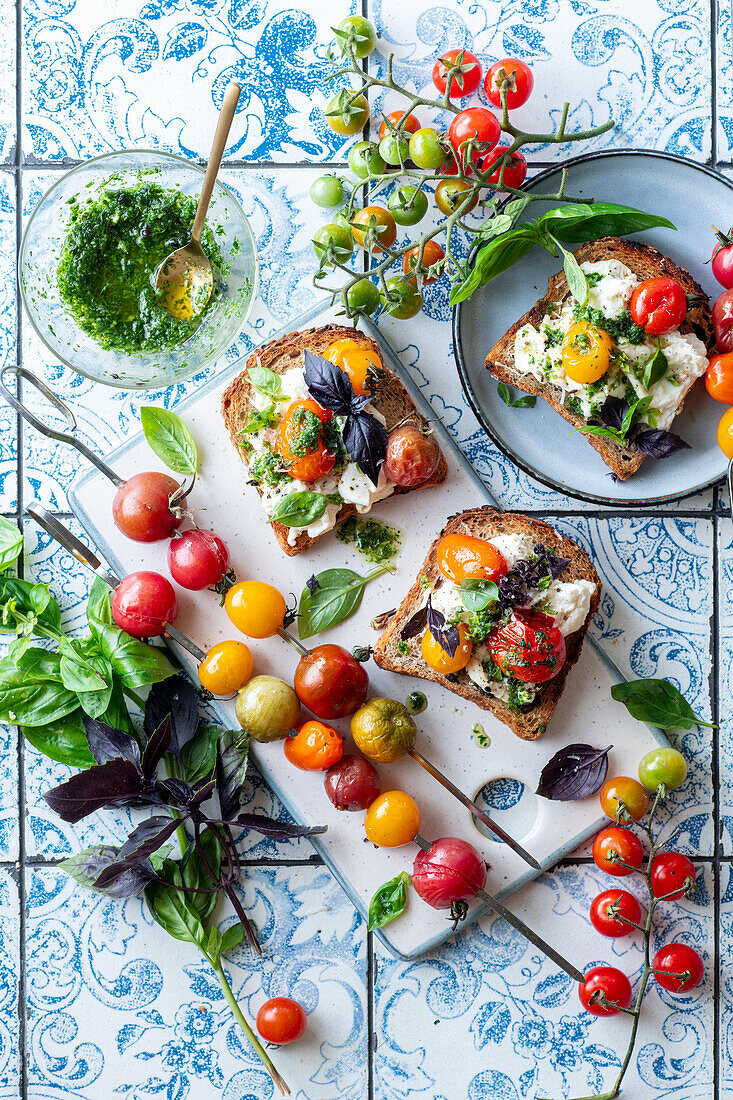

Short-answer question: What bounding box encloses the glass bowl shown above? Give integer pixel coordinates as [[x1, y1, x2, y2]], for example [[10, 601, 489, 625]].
[[19, 150, 258, 390]]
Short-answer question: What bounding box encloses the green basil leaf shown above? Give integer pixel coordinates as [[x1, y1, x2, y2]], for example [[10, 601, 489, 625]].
[[248, 365, 288, 403], [220, 922, 244, 955], [0, 517, 22, 573], [181, 724, 219, 784], [553, 236, 588, 305], [497, 382, 536, 409], [503, 195, 532, 223], [460, 578, 500, 612], [0, 657, 79, 725], [14, 647, 64, 682], [476, 213, 513, 241], [543, 202, 676, 244], [368, 871, 411, 931], [576, 424, 626, 444], [206, 925, 223, 963], [611, 678, 715, 730], [270, 491, 328, 528], [297, 564, 392, 640], [146, 878, 207, 948], [87, 580, 175, 688], [450, 227, 538, 305], [642, 343, 668, 390], [140, 406, 199, 475], [181, 827, 222, 924], [621, 394, 654, 437], [7, 635, 30, 664], [21, 709, 96, 767], [0, 577, 61, 631]]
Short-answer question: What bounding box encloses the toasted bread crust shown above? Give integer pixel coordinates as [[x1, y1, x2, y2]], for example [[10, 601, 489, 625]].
[[373, 508, 601, 740], [221, 324, 448, 555], [484, 238, 714, 480]]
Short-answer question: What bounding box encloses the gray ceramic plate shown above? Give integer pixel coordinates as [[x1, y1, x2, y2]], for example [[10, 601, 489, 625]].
[[453, 150, 730, 506]]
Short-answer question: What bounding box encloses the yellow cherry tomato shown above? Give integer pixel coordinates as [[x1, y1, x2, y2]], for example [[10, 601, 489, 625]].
[[718, 406, 733, 458], [561, 321, 613, 384], [421, 621, 473, 674], [323, 338, 381, 396], [225, 580, 286, 639], [198, 640, 253, 695], [364, 790, 421, 847], [325, 90, 369, 136]]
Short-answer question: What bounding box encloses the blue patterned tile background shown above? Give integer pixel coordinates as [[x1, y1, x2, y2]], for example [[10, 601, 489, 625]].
[[0, 0, 727, 1097]]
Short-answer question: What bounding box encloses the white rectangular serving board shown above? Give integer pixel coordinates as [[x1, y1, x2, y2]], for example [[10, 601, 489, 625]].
[[68, 303, 668, 960]]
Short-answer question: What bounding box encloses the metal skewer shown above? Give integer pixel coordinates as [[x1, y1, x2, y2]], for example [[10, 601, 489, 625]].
[[409, 747, 541, 870], [25, 503, 206, 662], [414, 833, 584, 983]]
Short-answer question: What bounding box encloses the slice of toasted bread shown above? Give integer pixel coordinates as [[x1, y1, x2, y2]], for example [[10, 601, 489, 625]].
[[484, 237, 714, 480], [221, 324, 448, 556], [373, 508, 601, 740]]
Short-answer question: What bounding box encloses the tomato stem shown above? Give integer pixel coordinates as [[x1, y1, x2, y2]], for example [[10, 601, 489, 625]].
[[210, 957, 290, 1096]]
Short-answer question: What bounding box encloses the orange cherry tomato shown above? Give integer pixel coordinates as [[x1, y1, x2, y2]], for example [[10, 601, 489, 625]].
[[224, 580, 286, 639], [351, 206, 397, 252], [378, 110, 420, 140], [599, 776, 650, 823], [436, 533, 508, 584], [323, 337, 381, 396], [717, 406, 733, 458], [706, 353, 733, 404], [198, 640, 253, 695], [402, 240, 445, 284], [284, 720, 344, 771], [275, 398, 336, 482], [364, 790, 421, 847], [421, 621, 473, 674]]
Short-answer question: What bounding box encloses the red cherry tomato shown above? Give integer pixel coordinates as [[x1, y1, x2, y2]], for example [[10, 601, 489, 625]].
[[482, 146, 528, 191], [650, 851, 696, 900], [275, 399, 335, 482], [294, 644, 369, 719], [402, 240, 445, 283], [383, 423, 441, 487], [484, 58, 534, 109], [284, 720, 343, 771], [167, 530, 230, 590], [713, 288, 733, 352], [411, 836, 487, 909], [112, 472, 184, 542], [436, 533, 507, 585], [705, 352, 733, 403], [712, 229, 733, 288], [652, 943, 704, 993], [592, 826, 644, 877], [578, 966, 632, 1017], [378, 110, 420, 140], [432, 48, 482, 98], [448, 107, 500, 171], [487, 610, 566, 685], [256, 998, 307, 1045], [629, 276, 687, 336], [589, 888, 643, 937], [324, 754, 381, 811], [111, 571, 177, 638]]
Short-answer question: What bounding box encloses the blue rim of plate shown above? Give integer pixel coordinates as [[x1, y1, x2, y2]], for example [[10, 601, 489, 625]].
[[452, 148, 731, 508]]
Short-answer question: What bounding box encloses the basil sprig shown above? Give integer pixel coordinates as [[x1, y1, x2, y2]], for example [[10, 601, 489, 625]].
[[497, 382, 536, 409], [269, 490, 329, 528], [451, 202, 677, 305], [247, 365, 288, 404], [297, 564, 393, 639], [140, 406, 199, 475], [611, 678, 715, 730], [368, 871, 411, 931], [642, 343, 668, 390]]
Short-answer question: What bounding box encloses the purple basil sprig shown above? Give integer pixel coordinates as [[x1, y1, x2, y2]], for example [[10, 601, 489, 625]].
[[589, 395, 690, 460], [399, 594, 460, 658], [497, 543, 569, 611], [536, 743, 612, 800]]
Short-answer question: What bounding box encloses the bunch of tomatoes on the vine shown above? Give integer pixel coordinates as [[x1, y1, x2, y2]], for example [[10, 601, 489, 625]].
[[578, 745, 703, 1049], [310, 14, 536, 320], [705, 226, 733, 459]]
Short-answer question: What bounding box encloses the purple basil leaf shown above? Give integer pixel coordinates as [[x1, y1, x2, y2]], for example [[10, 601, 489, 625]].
[[60, 845, 155, 899], [93, 816, 182, 889], [633, 427, 690, 459], [536, 743, 612, 801], [83, 715, 141, 767], [303, 349, 354, 415], [400, 605, 428, 641], [189, 777, 216, 807], [497, 544, 569, 610], [342, 410, 388, 487], [44, 759, 144, 823], [234, 813, 327, 839], [216, 730, 249, 822], [426, 595, 460, 659], [598, 396, 629, 432], [144, 675, 199, 756], [306, 574, 320, 595], [142, 714, 173, 779], [158, 776, 195, 805]]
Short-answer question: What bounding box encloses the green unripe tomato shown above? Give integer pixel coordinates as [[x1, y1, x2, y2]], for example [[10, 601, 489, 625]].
[[379, 133, 410, 167], [235, 675, 300, 743], [346, 278, 381, 315], [310, 175, 345, 209], [350, 697, 417, 763], [312, 223, 354, 261], [638, 747, 688, 792], [380, 276, 423, 319], [325, 90, 369, 136], [348, 140, 386, 180], [408, 127, 447, 170], [336, 15, 377, 58], [388, 185, 428, 226]]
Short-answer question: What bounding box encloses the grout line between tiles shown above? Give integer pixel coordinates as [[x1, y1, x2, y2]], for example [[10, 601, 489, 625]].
[[712, 482, 721, 1100]]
